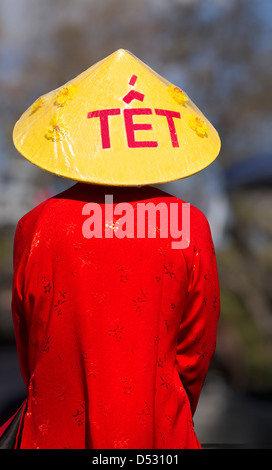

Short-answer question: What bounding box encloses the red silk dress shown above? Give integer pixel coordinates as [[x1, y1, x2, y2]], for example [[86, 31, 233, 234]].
[[11, 183, 220, 449]]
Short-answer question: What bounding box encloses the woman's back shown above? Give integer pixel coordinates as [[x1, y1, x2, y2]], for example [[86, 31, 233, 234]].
[[11, 183, 219, 449]]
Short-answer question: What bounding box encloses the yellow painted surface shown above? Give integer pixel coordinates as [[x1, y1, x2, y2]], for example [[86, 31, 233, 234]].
[[13, 49, 221, 186]]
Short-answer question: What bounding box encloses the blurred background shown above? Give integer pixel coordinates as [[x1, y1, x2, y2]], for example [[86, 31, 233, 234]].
[[0, 0, 272, 448]]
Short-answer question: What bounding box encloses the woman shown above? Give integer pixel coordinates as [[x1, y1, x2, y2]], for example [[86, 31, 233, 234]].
[[2, 49, 221, 449]]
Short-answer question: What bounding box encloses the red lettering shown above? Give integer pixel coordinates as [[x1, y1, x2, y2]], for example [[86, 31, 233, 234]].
[[124, 108, 158, 148], [155, 109, 181, 148], [129, 74, 138, 86], [122, 90, 145, 104], [87, 108, 121, 149], [87, 107, 182, 150]]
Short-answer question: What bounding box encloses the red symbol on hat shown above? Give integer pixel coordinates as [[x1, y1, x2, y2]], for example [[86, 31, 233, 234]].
[[122, 75, 145, 104], [129, 75, 137, 86], [87, 74, 182, 149]]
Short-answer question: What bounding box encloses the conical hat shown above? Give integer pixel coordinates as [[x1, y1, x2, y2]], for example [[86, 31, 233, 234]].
[[13, 49, 221, 186]]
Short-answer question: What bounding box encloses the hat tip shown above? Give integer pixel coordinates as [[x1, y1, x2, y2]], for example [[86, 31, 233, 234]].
[[114, 48, 131, 58]]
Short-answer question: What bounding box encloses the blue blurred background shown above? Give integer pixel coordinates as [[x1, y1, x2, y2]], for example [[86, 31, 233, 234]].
[[0, 0, 272, 448]]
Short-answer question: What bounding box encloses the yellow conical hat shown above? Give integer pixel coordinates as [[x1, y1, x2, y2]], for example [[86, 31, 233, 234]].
[[13, 49, 221, 186]]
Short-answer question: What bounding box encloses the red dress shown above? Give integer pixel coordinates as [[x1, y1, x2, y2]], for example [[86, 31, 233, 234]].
[[11, 183, 220, 449]]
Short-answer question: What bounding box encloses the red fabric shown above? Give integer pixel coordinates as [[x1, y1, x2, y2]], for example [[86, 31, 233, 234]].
[[11, 183, 220, 449]]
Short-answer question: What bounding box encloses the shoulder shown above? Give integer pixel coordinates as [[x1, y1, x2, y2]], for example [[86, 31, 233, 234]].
[[151, 186, 211, 230], [189, 204, 212, 236], [14, 185, 75, 238]]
